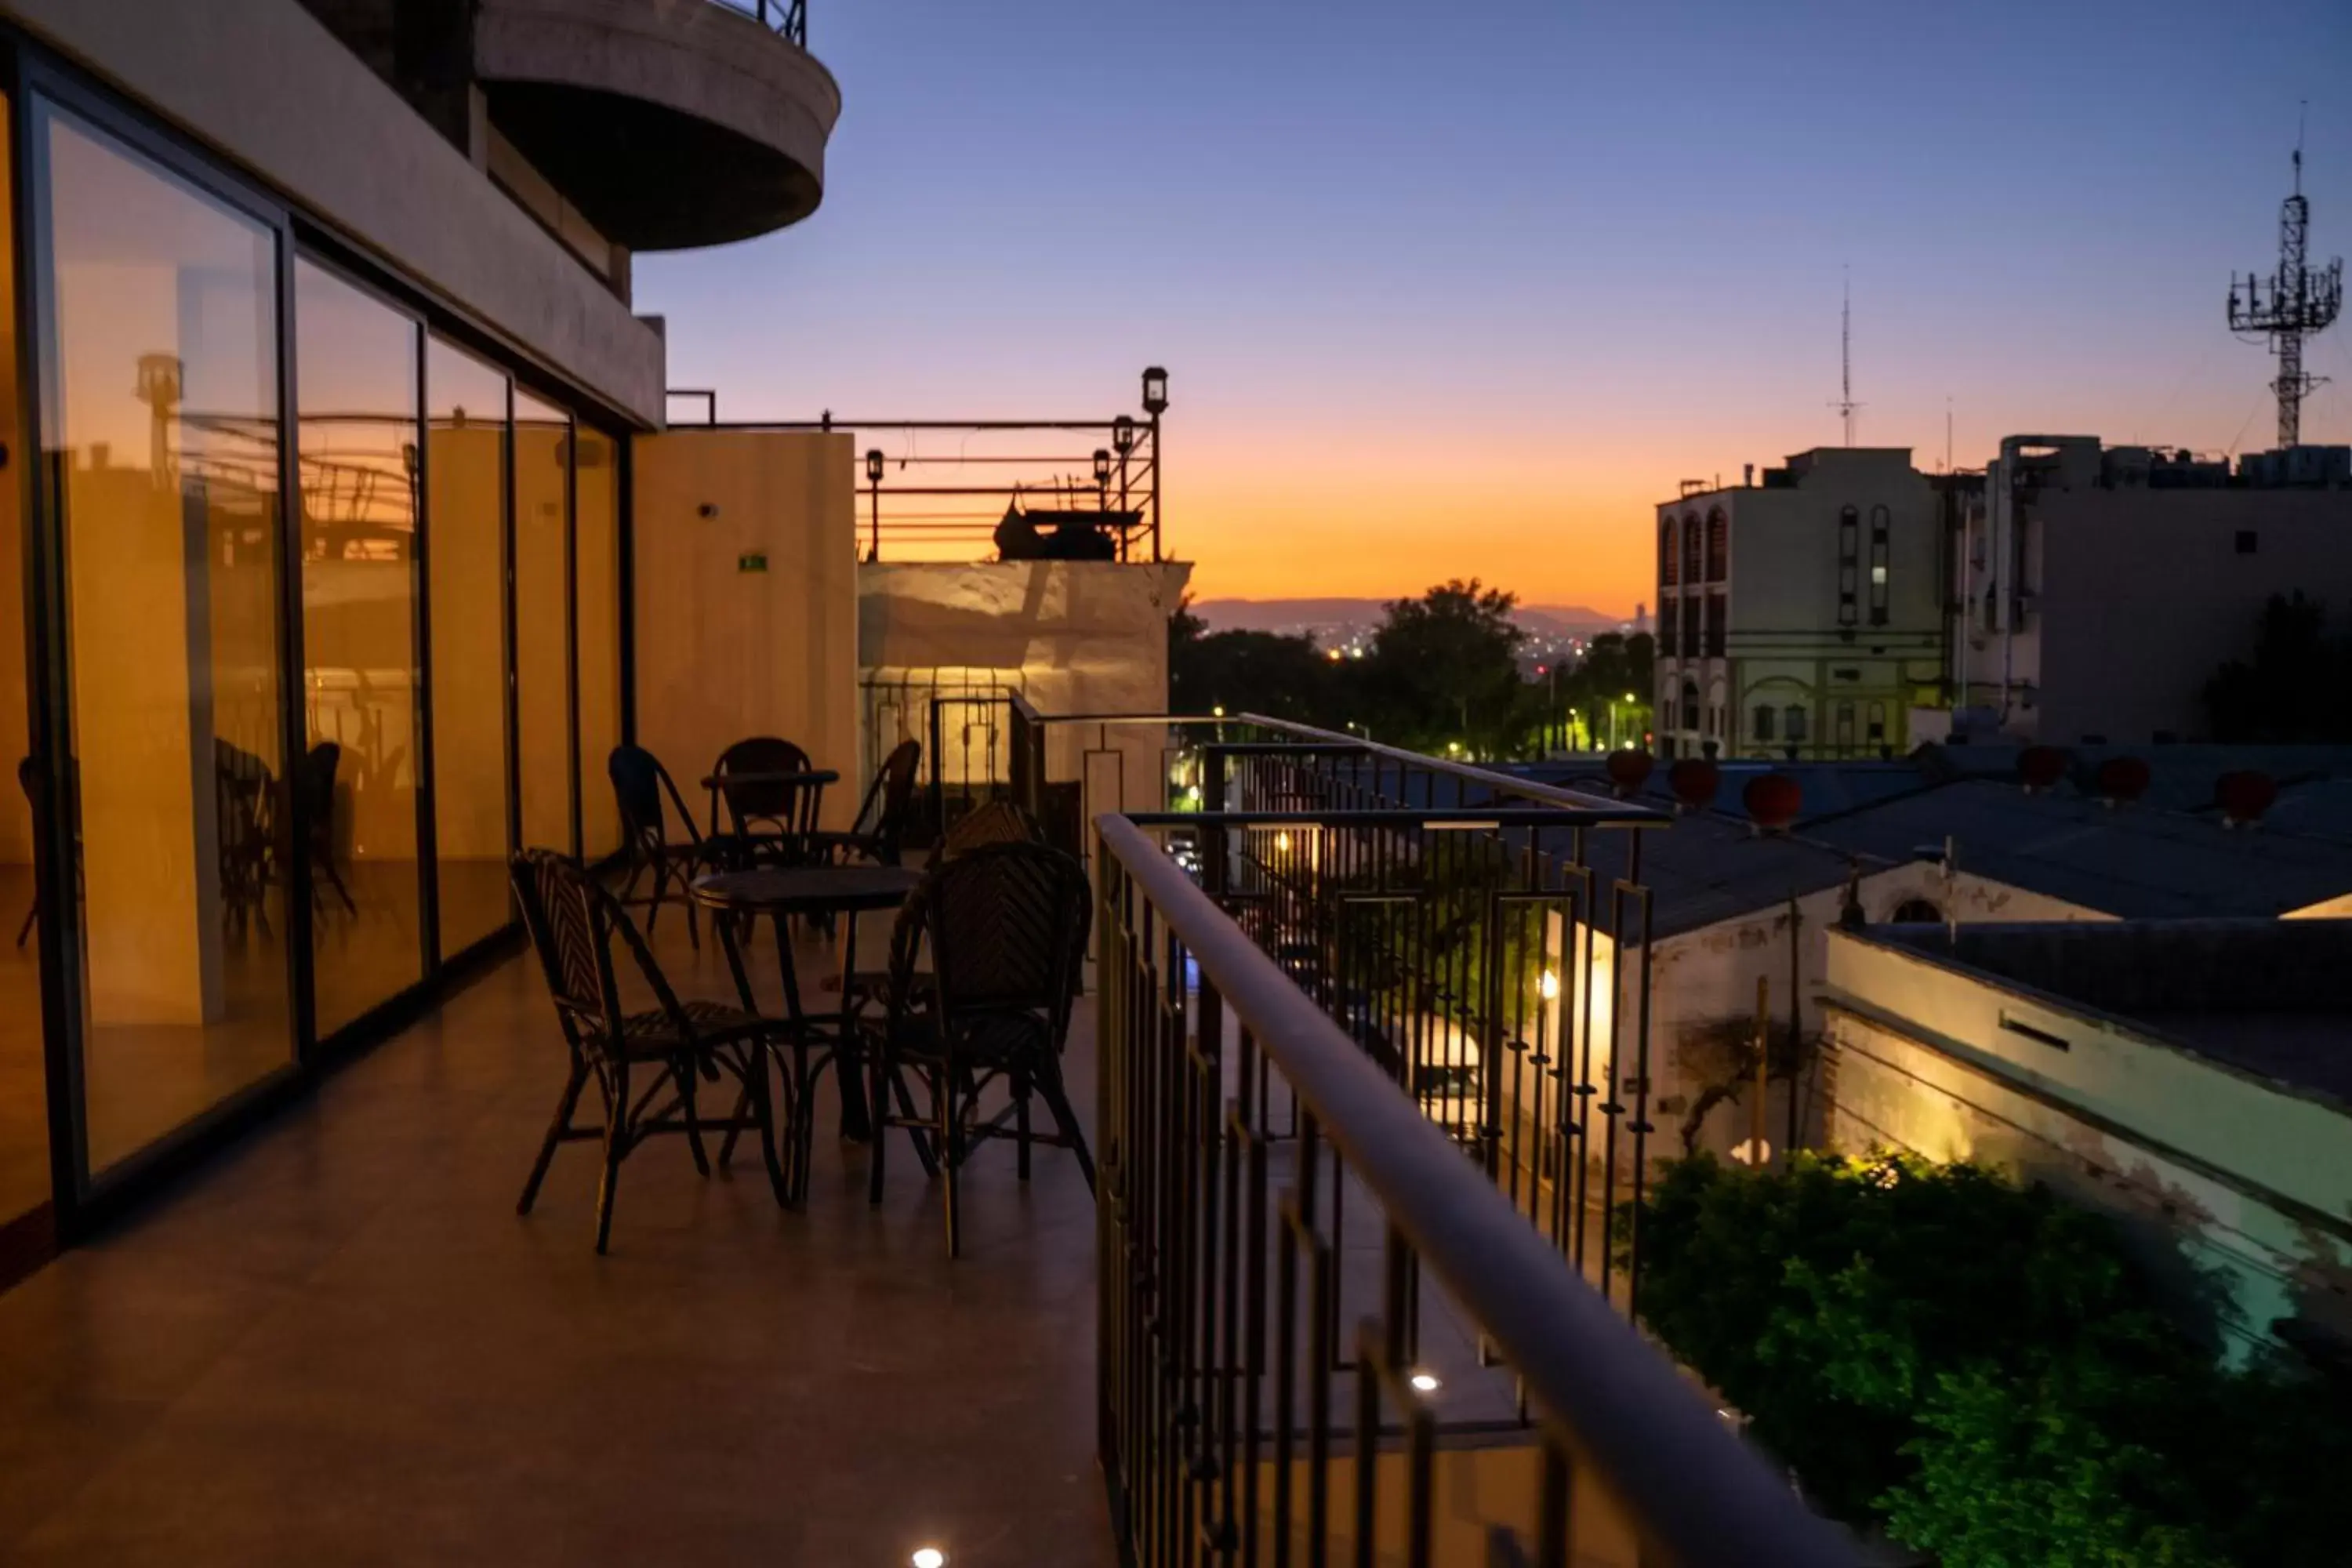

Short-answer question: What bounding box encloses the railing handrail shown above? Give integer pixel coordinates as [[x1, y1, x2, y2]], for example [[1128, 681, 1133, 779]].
[[1095, 812, 1858, 1567], [1234, 713, 1662, 819], [702, 0, 807, 47]]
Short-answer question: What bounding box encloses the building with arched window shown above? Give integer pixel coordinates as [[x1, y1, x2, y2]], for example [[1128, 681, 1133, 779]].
[[1653, 448, 1954, 761]]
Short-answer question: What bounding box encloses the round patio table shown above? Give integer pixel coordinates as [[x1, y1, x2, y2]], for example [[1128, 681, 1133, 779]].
[[689, 864, 922, 1202]]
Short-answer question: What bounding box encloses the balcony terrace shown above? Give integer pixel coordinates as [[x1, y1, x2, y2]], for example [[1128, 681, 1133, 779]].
[[0, 705, 1856, 1567]]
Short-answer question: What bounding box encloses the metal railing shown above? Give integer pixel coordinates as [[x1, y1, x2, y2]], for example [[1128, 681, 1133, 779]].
[[663, 399, 1165, 564], [1095, 811, 1859, 1565], [705, 0, 807, 47], [902, 691, 1853, 1558]]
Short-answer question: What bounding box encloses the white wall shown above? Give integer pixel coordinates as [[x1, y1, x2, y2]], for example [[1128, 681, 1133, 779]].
[[858, 560, 1192, 817], [1819, 931, 2352, 1362]]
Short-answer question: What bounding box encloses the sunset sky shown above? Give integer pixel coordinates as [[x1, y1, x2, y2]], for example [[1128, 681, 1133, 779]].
[[640, 0, 2352, 614]]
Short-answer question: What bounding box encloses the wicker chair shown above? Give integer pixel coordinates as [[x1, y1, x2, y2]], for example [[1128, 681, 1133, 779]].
[[942, 798, 1046, 858], [609, 745, 735, 947], [710, 735, 822, 867], [805, 740, 922, 867], [303, 741, 357, 916], [510, 849, 792, 1252], [861, 840, 1094, 1257]]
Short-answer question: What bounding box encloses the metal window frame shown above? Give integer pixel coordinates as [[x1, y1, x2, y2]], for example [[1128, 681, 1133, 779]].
[[0, 30, 637, 1247]]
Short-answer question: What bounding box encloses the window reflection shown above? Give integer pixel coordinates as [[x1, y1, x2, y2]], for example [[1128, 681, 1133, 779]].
[[296, 259, 423, 1035], [0, 96, 46, 1227], [425, 339, 511, 955], [39, 108, 294, 1173], [514, 391, 572, 856], [575, 425, 621, 861]]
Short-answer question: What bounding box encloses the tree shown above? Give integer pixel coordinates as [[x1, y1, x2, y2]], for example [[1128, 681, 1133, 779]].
[[1169, 595, 1345, 724], [1628, 1150, 2352, 1566], [1359, 579, 1532, 756], [2202, 593, 2352, 742], [1559, 631, 1655, 752]]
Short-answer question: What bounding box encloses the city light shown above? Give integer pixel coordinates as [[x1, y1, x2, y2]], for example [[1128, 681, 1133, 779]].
[[1275, 831, 1292, 854], [913, 1549, 947, 1568], [1538, 968, 1560, 1001]]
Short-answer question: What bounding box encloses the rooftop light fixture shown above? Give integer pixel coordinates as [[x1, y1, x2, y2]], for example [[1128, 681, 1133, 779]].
[[1093, 448, 1112, 488], [1142, 365, 1170, 416], [1112, 414, 1137, 456], [866, 448, 884, 485]]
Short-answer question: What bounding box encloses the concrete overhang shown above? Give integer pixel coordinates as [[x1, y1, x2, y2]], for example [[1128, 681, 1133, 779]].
[[475, 0, 840, 251]]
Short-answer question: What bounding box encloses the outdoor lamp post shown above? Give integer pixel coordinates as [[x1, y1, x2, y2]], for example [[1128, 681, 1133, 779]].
[[864, 448, 884, 560], [1093, 447, 1112, 499], [1140, 367, 1168, 561], [1112, 413, 1136, 517]]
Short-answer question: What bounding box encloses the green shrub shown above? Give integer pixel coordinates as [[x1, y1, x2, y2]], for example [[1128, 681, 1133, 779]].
[[1624, 1150, 2352, 1566]]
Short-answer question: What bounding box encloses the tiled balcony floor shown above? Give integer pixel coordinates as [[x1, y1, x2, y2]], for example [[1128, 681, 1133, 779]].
[[0, 913, 1114, 1567]]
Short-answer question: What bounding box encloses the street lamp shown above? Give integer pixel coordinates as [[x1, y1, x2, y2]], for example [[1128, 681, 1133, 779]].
[[864, 448, 885, 561], [1092, 447, 1112, 505], [1139, 367, 1169, 561]]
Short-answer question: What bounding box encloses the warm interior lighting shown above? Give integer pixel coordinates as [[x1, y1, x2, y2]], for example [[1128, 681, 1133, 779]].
[[1410, 1372, 1440, 1393], [1275, 831, 1292, 853], [912, 1549, 946, 1568], [1538, 969, 1560, 1001]]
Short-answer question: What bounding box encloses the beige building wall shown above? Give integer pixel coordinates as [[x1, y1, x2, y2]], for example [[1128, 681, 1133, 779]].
[[2027, 488, 2352, 745], [858, 559, 1192, 817], [1817, 930, 2352, 1363], [632, 429, 859, 829], [1657, 449, 1944, 761]]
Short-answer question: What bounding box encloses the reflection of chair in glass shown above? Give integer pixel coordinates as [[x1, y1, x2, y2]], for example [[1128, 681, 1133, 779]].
[[215, 739, 279, 938], [16, 756, 91, 949], [862, 841, 1094, 1258], [710, 735, 821, 867], [608, 744, 733, 948], [14, 758, 43, 949], [510, 848, 789, 1254], [303, 740, 358, 916], [942, 798, 1046, 858], [807, 740, 922, 867]]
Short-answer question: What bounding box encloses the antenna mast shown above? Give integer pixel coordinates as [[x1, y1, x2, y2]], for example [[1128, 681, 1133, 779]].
[[1830, 269, 1860, 446], [2228, 109, 2343, 448]]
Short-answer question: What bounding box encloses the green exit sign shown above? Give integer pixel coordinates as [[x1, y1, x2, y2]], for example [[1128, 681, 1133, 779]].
[[737, 551, 768, 573]]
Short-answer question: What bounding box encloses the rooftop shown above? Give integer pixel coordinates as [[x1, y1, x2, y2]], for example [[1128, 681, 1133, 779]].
[[1873, 918, 2352, 1110]]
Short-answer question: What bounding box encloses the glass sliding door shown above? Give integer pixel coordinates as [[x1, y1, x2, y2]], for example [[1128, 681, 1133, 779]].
[[574, 424, 621, 861], [424, 339, 511, 956], [294, 259, 423, 1035], [34, 105, 295, 1174], [513, 391, 572, 857], [0, 93, 51, 1231]]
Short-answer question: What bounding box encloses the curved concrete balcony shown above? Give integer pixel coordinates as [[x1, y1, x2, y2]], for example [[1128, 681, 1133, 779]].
[[474, 0, 840, 251]]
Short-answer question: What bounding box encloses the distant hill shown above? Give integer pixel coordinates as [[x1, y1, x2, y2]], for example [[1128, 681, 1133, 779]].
[[1191, 598, 1628, 637]]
